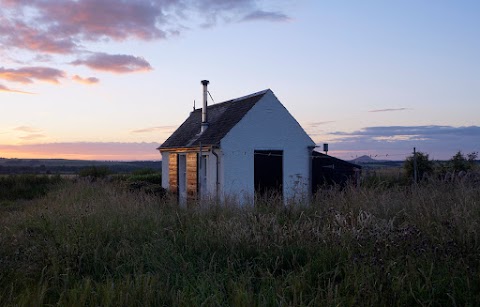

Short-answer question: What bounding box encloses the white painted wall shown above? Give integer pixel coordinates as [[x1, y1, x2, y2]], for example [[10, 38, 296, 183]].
[[220, 90, 315, 203], [196, 148, 223, 201]]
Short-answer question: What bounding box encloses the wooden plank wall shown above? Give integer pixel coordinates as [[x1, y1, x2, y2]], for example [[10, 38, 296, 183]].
[[186, 152, 198, 197], [168, 153, 178, 193]]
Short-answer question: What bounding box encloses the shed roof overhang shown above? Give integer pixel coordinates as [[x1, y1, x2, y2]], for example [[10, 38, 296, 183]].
[[157, 145, 215, 153]]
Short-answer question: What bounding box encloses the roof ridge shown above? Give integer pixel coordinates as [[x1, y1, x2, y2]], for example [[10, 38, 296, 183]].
[[191, 89, 270, 112], [160, 89, 269, 149], [227, 89, 270, 103]]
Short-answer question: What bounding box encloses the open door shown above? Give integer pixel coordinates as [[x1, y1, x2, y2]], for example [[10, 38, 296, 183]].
[[254, 150, 283, 198], [199, 155, 208, 198], [178, 154, 187, 203]]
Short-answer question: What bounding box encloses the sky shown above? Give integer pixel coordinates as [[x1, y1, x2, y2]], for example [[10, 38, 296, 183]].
[[0, 0, 479, 161]]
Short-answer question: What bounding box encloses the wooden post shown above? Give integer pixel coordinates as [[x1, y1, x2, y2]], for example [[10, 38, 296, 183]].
[[413, 147, 418, 183], [199, 142, 202, 198]]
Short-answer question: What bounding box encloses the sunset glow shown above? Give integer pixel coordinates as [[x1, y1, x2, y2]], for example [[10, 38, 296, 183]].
[[1, 0, 479, 161], [0, 143, 161, 161]]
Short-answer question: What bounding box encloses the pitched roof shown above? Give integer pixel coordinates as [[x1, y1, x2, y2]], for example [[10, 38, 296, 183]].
[[312, 151, 362, 170], [159, 89, 269, 149]]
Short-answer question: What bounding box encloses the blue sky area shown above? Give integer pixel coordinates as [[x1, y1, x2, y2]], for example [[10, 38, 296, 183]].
[[0, 0, 479, 160]]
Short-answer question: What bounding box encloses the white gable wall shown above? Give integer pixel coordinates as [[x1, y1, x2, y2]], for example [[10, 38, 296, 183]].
[[220, 90, 314, 203]]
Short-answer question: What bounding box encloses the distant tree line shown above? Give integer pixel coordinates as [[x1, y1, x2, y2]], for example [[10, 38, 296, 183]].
[[404, 150, 478, 182], [0, 161, 161, 175]]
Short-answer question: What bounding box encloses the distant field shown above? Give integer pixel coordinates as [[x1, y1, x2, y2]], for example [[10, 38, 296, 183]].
[[1, 175, 479, 306], [0, 158, 161, 174]]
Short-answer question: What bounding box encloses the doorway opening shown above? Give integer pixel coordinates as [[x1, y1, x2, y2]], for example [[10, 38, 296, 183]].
[[254, 150, 283, 198], [199, 155, 208, 197], [178, 154, 187, 203]]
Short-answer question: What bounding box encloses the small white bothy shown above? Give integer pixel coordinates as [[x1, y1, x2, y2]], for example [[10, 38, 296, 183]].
[[158, 84, 315, 204]]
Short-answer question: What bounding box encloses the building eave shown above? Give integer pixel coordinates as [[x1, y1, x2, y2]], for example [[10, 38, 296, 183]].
[[158, 145, 215, 153]]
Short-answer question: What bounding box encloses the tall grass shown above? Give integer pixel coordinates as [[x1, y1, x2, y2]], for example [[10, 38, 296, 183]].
[[0, 174, 62, 202], [0, 179, 479, 306]]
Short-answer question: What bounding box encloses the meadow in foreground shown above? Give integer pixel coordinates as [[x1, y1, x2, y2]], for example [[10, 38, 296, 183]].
[[0, 178, 479, 306]]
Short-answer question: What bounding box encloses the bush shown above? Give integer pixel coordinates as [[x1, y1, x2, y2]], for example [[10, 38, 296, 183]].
[[132, 168, 158, 176], [78, 166, 111, 179], [449, 151, 478, 172], [126, 171, 163, 196], [0, 174, 63, 201], [128, 173, 162, 184], [404, 151, 434, 181]]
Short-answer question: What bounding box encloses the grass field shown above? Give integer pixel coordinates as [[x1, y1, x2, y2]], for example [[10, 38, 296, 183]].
[[1, 177, 479, 306]]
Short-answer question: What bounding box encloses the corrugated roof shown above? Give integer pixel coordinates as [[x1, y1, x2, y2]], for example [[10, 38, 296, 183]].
[[159, 89, 269, 149]]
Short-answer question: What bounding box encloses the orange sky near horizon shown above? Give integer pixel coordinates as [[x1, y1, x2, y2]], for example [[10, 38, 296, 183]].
[[0, 143, 161, 161]]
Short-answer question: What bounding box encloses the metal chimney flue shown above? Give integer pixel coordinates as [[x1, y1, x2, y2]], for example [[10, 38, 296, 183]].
[[201, 80, 209, 133]]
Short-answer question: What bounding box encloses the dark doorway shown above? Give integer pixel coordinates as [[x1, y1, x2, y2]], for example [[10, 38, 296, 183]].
[[254, 150, 283, 197], [311, 151, 361, 194]]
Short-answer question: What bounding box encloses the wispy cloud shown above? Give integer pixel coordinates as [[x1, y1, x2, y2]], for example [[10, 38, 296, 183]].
[[369, 108, 411, 113], [306, 121, 336, 128], [19, 133, 46, 140], [330, 125, 480, 137], [0, 83, 34, 94], [303, 121, 336, 137], [241, 10, 290, 22], [13, 126, 46, 141], [131, 125, 177, 134], [14, 126, 39, 133], [0, 66, 66, 84], [71, 53, 152, 73], [325, 125, 480, 160], [72, 75, 100, 85]]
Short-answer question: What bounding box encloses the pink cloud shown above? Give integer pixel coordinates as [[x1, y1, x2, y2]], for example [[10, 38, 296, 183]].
[[0, 0, 290, 83], [0, 66, 66, 84], [71, 53, 152, 73], [0, 0, 289, 53], [0, 19, 77, 54], [0, 0, 168, 52], [45, 0, 168, 41], [0, 83, 34, 94], [72, 75, 100, 84]]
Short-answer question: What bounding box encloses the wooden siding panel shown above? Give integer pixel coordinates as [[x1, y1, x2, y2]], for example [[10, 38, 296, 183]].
[[169, 153, 178, 193], [186, 153, 198, 197]]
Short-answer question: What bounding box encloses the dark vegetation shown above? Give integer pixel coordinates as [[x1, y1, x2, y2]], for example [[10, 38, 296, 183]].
[[0, 158, 161, 175], [361, 151, 479, 187], [0, 175, 62, 203], [0, 168, 479, 305], [75, 166, 164, 197], [78, 166, 112, 179]]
